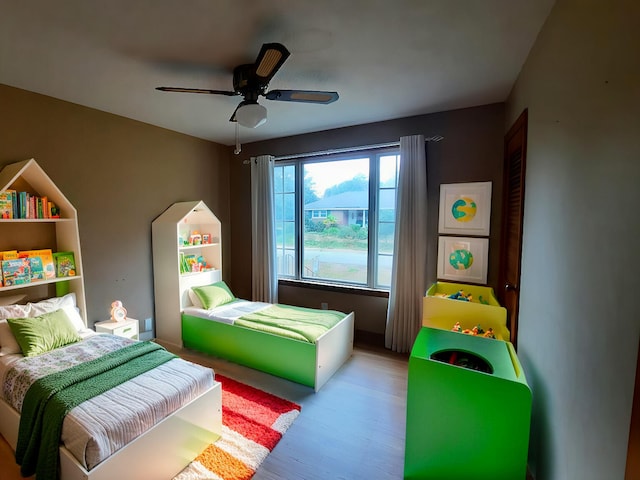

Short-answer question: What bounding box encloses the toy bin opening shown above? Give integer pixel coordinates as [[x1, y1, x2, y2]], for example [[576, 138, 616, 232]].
[[430, 349, 493, 374]]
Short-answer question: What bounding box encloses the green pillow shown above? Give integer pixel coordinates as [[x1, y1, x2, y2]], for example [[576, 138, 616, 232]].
[[7, 308, 82, 357], [192, 281, 235, 310]]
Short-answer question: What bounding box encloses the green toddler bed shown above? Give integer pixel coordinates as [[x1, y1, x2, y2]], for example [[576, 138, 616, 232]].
[[180, 286, 354, 391]]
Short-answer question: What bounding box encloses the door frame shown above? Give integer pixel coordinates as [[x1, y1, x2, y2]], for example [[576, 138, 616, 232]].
[[498, 109, 528, 348]]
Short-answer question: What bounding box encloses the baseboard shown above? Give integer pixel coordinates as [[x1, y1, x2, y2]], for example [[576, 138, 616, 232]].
[[354, 329, 385, 347]]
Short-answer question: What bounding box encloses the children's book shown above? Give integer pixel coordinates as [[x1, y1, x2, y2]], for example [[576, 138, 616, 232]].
[[0, 190, 14, 219], [53, 251, 76, 277], [28, 256, 45, 281], [1, 258, 31, 286], [23, 249, 55, 279]]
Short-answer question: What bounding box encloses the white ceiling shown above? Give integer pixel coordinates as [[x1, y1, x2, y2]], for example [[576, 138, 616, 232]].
[[0, 0, 555, 146]]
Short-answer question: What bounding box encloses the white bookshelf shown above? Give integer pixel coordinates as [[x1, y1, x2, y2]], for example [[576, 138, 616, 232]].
[[0, 159, 87, 323], [152, 200, 222, 346]]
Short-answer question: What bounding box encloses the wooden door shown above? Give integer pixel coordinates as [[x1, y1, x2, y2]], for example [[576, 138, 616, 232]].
[[498, 109, 528, 348], [626, 339, 640, 479]]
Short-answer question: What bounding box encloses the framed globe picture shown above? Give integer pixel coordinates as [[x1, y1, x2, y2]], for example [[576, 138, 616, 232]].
[[437, 236, 489, 284], [438, 182, 492, 235]]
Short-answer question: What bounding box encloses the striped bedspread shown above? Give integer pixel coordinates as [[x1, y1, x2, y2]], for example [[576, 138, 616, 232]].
[[0, 333, 214, 470]]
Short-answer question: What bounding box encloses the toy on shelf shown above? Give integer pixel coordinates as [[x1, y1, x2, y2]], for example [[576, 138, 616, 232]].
[[451, 322, 496, 339], [423, 282, 509, 340], [438, 290, 473, 302]]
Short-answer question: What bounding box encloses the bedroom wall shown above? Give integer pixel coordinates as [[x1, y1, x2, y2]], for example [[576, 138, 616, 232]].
[[505, 0, 640, 478], [228, 103, 505, 337], [0, 84, 232, 337]]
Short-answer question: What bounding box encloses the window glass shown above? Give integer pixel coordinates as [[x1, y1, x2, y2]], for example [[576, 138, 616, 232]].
[[274, 148, 398, 290], [303, 158, 369, 284], [377, 154, 400, 287], [275, 164, 296, 277]]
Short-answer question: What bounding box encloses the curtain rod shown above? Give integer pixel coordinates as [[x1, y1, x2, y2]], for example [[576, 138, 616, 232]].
[[242, 135, 444, 164]]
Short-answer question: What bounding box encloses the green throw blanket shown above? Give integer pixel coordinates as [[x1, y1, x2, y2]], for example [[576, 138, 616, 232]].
[[15, 341, 176, 480], [234, 304, 344, 343]]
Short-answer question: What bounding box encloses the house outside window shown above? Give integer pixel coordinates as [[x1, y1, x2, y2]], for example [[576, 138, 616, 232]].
[[274, 148, 400, 290]]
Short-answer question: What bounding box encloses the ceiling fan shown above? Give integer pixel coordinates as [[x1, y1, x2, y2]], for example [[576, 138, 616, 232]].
[[156, 43, 339, 128]]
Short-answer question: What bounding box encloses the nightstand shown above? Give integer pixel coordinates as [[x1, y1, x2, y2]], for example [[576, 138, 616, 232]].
[[95, 318, 139, 340]]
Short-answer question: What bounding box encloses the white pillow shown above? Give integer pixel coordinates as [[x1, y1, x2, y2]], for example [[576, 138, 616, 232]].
[[188, 289, 204, 308], [28, 292, 77, 316], [0, 303, 31, 320], [60, 305, 86, 331], [0, 319, 21, 356], [30, 293, 85, 331]]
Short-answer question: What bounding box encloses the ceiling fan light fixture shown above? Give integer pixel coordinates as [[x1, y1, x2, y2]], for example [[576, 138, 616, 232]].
[[236, 102, 267, 128]]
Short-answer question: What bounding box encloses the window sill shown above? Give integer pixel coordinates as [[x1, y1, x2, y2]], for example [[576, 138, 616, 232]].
[[278, 279, 389, 298]]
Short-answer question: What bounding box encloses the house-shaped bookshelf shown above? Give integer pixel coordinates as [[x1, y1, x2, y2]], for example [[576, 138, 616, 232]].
[[0, 158, 87, 322], [152, 200, 222, 346]]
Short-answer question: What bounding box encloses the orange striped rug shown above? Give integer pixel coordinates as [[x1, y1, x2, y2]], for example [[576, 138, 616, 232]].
[[174, 375, 301, 480]]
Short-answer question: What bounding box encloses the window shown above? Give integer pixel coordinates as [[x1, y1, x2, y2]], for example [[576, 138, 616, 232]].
[[274, 148, 400, 290]]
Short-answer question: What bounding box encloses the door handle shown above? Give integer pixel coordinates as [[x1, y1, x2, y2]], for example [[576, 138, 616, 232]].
[[505, 283, 518, 292]]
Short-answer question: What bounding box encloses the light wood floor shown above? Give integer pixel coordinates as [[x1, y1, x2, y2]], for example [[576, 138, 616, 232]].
[[0, 338, 410, 480]]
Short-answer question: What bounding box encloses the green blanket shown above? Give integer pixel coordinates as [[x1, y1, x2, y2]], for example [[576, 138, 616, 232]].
[[15, 341, 176, 480], [234, 304, 345, 343]]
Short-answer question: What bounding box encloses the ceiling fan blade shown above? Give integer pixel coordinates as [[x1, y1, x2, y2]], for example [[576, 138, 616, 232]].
[[253, 43, 290, 83], [264, 89, 339, 104], [156, 86, 238, 96]]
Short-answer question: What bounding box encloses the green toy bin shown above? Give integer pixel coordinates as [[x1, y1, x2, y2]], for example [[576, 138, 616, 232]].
[[404, 327, 531, 480]]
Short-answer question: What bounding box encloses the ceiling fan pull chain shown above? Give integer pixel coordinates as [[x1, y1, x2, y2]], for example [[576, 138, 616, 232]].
[[234, 121, 242, 155]]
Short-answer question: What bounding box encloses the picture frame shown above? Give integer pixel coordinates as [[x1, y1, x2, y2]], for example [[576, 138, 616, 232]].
[[438, 181, 492, 236], [437, 236, 489, 284]]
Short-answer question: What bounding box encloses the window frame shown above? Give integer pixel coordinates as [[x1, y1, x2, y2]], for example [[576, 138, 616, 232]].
[[274, 147, 399, 291]]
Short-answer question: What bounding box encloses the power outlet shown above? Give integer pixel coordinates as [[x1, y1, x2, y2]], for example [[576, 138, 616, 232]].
[[144, 317, 153, 331], [321, 302, 328, 310]]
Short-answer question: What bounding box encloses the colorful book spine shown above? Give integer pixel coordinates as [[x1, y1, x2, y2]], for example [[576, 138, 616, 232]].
[[0, 190, 14, 219], [2, 190, 59, 219]]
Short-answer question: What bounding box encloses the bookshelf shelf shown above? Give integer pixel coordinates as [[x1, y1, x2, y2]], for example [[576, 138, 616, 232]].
[[0, 159, 86, 323], [0, 275, 83, 292], [152, 201, 222, 346], [178, 243, 220, 251], [0, 218, 72, 224]]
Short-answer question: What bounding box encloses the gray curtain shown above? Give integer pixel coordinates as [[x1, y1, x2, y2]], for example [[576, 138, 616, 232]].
[[251, 155, 278, 303], [385, 134, 428, 352]]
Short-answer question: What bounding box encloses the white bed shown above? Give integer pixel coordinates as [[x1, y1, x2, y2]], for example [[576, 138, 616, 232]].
[[0, 294, 222, 480]]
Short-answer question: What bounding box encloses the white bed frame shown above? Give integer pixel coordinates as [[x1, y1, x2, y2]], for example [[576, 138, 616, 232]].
[[311, 311, 355, 391], [0, 381, 222, 480]]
